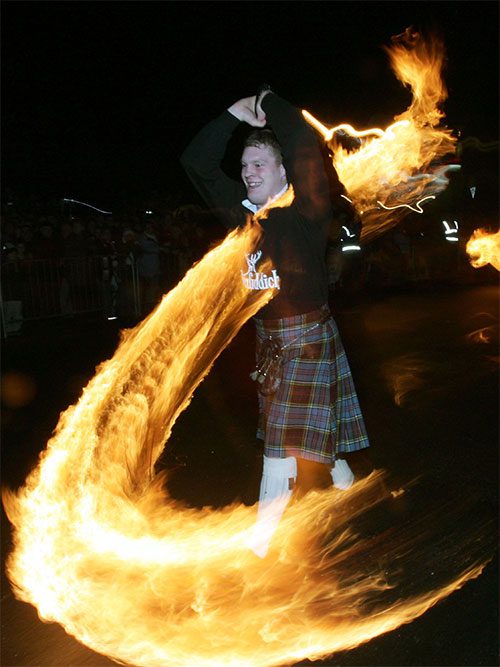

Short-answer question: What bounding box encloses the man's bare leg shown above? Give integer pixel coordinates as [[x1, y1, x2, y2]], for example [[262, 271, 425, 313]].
[[294, 458, 332, 496]]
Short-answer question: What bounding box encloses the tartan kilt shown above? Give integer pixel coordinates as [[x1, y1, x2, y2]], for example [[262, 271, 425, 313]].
[[254, 305, 370, 464]]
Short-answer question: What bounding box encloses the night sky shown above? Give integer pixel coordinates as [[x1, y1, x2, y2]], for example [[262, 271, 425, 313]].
[[2, 1, 498, 212]]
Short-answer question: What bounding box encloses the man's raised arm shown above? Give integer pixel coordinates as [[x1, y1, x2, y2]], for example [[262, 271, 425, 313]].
[[259, 92, 334, 222], [180, 96, 266, 212]]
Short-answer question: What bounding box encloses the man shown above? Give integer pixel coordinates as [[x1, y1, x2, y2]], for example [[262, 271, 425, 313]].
[[181, 88, 370, 557], [137, 222, 161, 315]]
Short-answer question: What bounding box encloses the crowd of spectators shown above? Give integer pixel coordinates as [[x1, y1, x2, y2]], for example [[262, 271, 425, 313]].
[[1, 202, 223, 324], [2, 203, 216, 266], [1, 181, 495, 334]]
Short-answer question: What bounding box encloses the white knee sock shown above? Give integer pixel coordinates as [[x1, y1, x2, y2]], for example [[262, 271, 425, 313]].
[[331, 458, 354, 490], [247, 455, 297, 558]]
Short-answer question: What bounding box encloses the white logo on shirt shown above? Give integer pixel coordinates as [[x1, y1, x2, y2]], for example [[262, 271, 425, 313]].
[[245, 251, 262, 274], [241, 251, 281, 291]]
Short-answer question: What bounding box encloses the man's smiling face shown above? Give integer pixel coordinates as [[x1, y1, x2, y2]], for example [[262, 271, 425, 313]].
[[241, 144, 287, 207]]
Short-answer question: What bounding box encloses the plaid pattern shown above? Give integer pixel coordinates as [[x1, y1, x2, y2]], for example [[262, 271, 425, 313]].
[[255, 306, 370, 464]]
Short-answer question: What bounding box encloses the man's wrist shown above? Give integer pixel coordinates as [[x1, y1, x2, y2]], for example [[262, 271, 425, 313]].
[[227, 99, 251, 122], [227, 103, 243, 121]]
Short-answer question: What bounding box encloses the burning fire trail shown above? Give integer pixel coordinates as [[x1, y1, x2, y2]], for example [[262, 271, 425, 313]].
[[381, 354, 427, 407], [466, 228, 500, 271], [304, 29, 458, 242], [3, 218, 495, 667]]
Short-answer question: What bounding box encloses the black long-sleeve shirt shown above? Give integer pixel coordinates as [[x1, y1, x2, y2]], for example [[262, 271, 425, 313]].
[[181, 93, 335, 319]]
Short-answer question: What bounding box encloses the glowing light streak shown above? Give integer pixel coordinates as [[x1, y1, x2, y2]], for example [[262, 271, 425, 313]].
[[376, 195, 436, 214], [63, 198, 112, 215], [442, 220, 459, 235], [302, 111, 413, 144], [342, 225, 356, 239], [341, 226, 360, 252], [302, 111, 390, 142]]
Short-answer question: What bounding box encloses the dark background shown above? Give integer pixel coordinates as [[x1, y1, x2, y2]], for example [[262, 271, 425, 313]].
[[2, 1, 499, 213]]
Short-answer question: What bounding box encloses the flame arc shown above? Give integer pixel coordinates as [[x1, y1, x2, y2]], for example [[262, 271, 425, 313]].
[[303, 30, 458, 242], [3, 221, 496, 667]]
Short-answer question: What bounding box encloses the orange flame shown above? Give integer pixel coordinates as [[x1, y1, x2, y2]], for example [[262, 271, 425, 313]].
[[466, 325, 498, 345], [381, 354, 427, 407], [2, 218, 495, 667], [466, 228, 500, 271], [303, 29, 458, 241], [254, 185, 295, 223]]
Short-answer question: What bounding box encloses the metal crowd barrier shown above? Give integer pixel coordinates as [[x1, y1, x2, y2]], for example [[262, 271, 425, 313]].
[[1, 251, 188, 337], [1, 255, 140, 337]]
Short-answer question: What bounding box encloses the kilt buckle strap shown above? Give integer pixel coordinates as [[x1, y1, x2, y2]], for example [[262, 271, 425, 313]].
[[250, 312, 329, 396]]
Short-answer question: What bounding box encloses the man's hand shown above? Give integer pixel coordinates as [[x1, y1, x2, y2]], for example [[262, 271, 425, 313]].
[[255, 84, 271, 117], [228, 96, 266, 127]]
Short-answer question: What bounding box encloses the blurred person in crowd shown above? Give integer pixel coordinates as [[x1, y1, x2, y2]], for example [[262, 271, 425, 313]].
[[392, 226, 413, 285], [19, 224, 35, 258], [58, 220, 87, 314], [137, 222, 161, 315], [116, 229, 141, 321], [1, 243, 24, 334], [95, 226, 119, 319], [14, 242, 32, 263], [60, 221, 82, 258], [33, 223, 59, 259], [181, 87, 370, 557]]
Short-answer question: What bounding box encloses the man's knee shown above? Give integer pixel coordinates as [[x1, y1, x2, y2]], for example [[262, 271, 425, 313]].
[[295, 458, 332, 495]]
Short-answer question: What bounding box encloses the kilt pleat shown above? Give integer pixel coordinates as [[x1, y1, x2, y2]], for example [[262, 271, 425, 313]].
[[255, 306, 370, 464]]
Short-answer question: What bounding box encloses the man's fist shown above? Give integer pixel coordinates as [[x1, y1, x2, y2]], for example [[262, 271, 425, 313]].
[[228, 96, 266, 127]]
